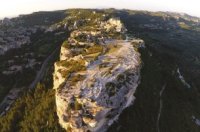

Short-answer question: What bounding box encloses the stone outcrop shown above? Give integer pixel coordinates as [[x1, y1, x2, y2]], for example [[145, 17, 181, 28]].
[[101, 18, 127, 33], [53, 14, 143, 132], [60, 46, 71, 61]]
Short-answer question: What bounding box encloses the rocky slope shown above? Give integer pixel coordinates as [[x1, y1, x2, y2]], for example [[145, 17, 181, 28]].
[[53, 13, 143, 131]]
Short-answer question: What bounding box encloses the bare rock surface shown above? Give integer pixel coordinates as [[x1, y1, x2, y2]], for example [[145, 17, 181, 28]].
[[53, 16, 142, 131]]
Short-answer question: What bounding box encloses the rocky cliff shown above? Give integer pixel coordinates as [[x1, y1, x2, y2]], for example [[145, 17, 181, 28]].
[[53, 13, 143, 132]]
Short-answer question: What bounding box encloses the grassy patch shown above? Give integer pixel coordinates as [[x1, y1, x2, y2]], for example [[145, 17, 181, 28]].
[[106, 44, 121, 54], [68, 74, 85, 86], [82, 45, 104, 55]]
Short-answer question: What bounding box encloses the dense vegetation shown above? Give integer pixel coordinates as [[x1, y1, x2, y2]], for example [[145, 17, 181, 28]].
[[13, 10, 67, 27], [0, 57, 65, 131], [0, 84, 63, 131]]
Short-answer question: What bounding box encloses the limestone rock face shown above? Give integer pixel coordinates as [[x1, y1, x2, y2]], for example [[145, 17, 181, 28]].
[[53, 15, 143, 132], [60, 46, 71, 61], [102, 18, 126, 33], [53, 63, 66, 89]]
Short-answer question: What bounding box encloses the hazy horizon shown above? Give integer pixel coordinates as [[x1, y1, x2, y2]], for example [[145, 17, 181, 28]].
[[0, 0, 200, 19]]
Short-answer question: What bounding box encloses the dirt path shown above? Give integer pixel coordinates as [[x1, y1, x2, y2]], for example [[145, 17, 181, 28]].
[[157, 84, 166, 132], [177, 68, 191, 88]]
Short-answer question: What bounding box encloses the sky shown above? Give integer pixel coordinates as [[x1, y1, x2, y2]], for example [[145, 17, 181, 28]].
[[0, 0, 200, 19]]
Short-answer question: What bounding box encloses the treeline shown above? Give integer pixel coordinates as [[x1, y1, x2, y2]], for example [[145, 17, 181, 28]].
[[0, 82, 65, 132]]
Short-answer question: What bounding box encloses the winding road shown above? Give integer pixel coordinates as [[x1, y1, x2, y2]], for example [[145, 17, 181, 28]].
[[29, 47, 60, 89], [0, 47, 60, 116]]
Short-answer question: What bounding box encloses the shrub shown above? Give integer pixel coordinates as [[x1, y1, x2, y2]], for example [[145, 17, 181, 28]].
[[62, 40, 70, 48], [83, 45, 103, 55], [105, 82, 117, 97]]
